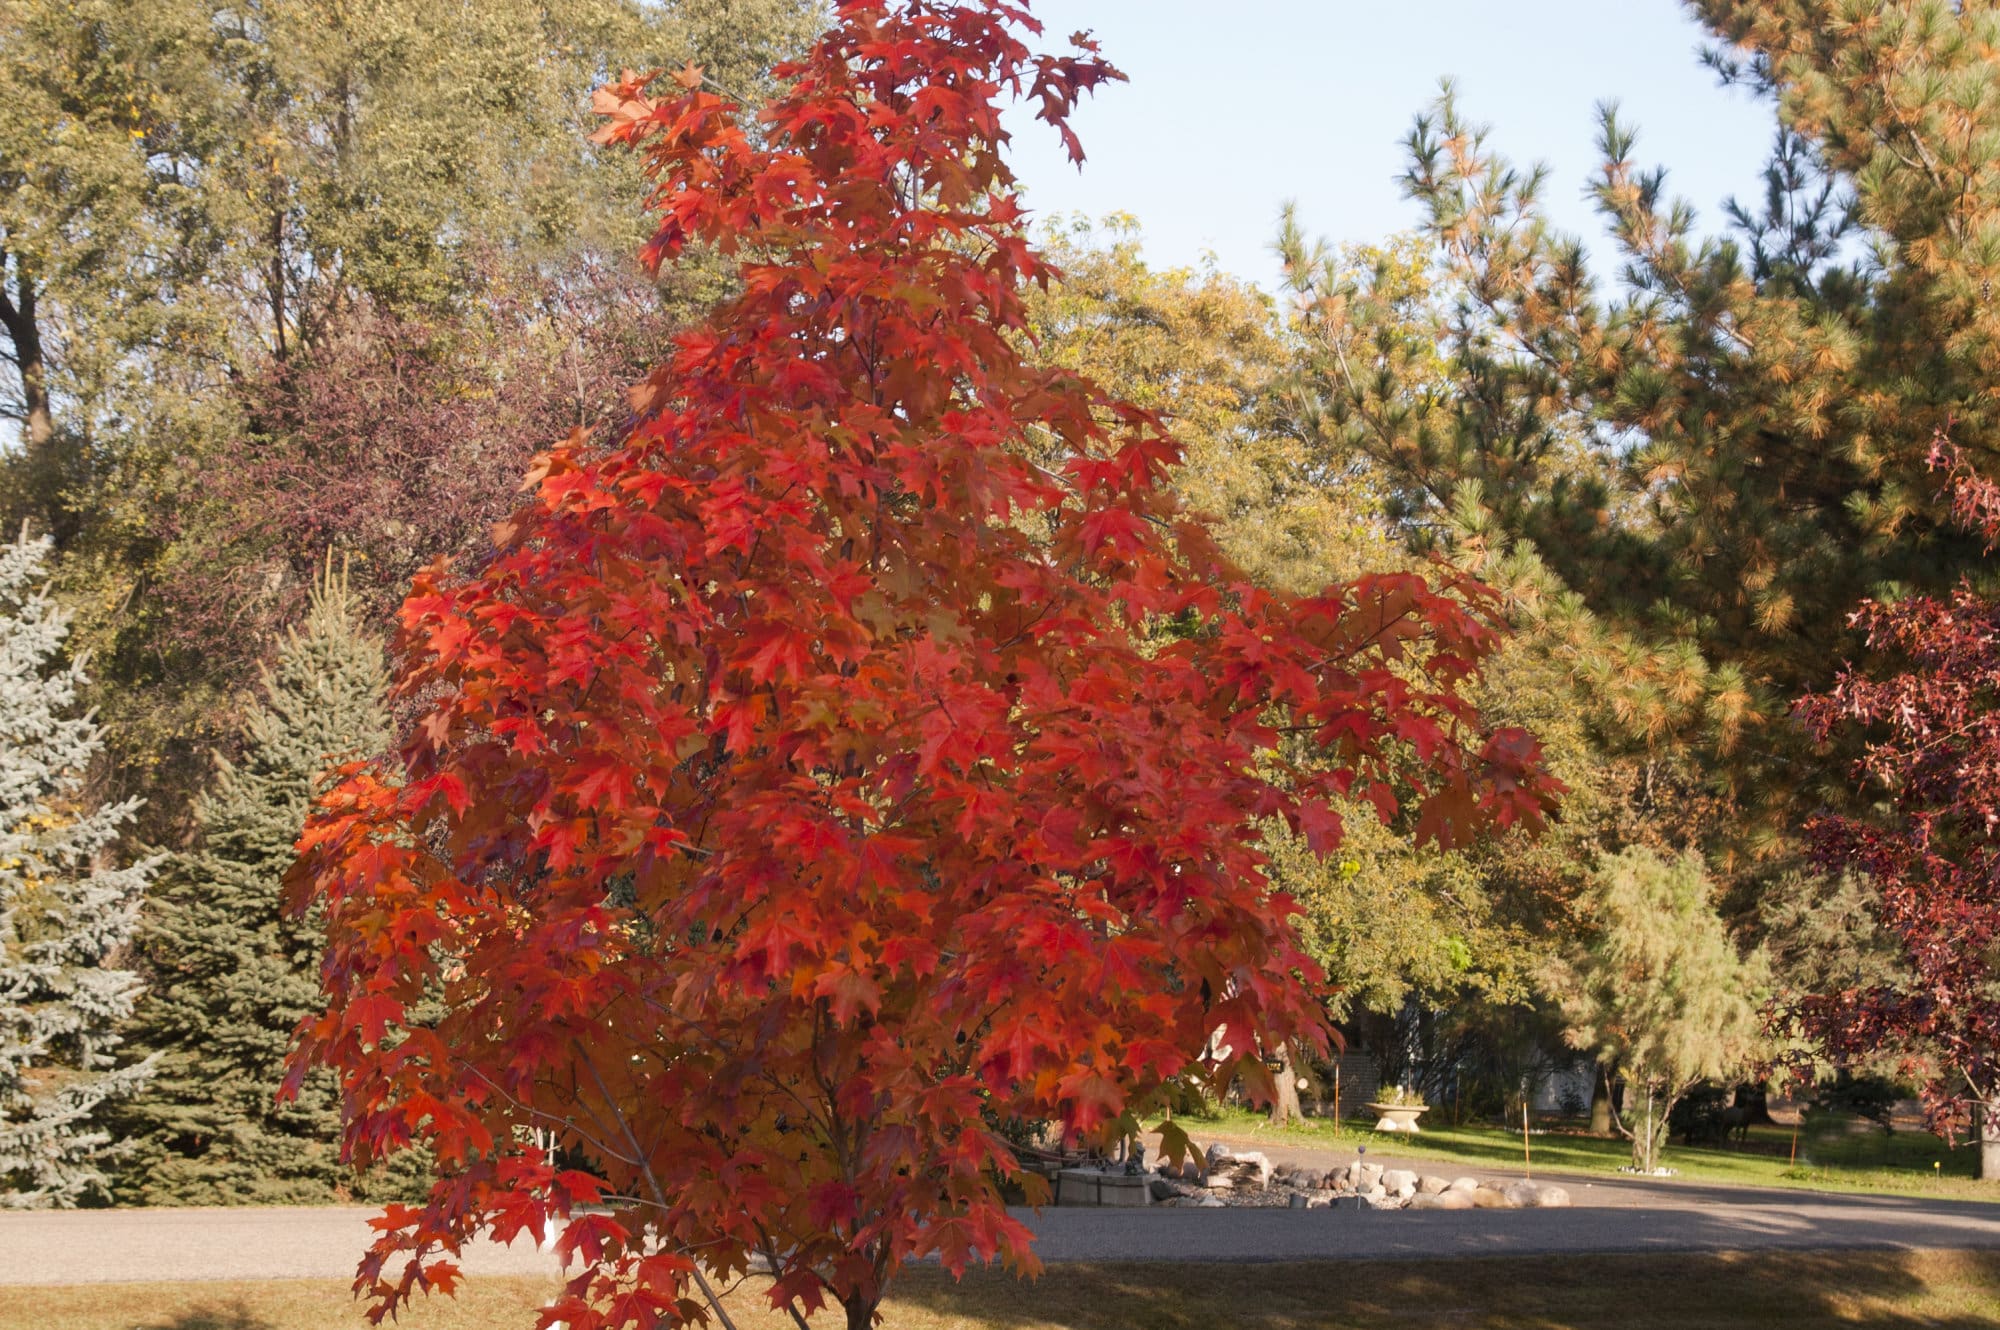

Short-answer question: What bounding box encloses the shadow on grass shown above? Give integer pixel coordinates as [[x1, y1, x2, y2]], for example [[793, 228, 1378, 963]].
[[137, 1303, 273, 1330], [890, 1251, 2000, 1329]]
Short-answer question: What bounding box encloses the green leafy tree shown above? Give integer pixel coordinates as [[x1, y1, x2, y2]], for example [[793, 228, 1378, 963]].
[[0, 0, 822, 837], [1026, 219, 1637, 1124], [0, 531, 157, 1207], [0, 0, 226, 531], [1554, 848, 1768, 1172], [1026, 214, 1396, 593], [114, 558, 389, 1204]]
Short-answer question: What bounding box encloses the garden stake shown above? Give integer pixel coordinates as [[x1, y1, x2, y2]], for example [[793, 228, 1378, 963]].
[[1522, 1098, 1532, 1180]]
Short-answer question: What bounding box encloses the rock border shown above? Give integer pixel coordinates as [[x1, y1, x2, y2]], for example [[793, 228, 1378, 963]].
[[1143, 1146, 1571, 1211]]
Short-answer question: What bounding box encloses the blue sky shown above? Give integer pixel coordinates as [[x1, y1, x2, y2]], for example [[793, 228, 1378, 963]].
[[1002, 1, 1778, 292]]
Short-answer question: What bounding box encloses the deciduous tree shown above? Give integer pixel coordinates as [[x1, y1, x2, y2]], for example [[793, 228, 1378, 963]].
[[1024, 223, 1636, 1123], [1798, 445, 2000, 1181], [289, 5, 1556, 1327], [0, 0, 822, 837]]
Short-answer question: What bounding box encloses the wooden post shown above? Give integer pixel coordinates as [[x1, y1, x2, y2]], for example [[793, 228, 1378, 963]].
[[1333, 1061, 1341, 1136], [1522, 1096, 1532, 1180]]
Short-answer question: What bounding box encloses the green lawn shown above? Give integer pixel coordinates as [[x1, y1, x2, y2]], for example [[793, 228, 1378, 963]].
[[1163, 1106, 2000, 1203], [12, 1252, 2000, 1330]]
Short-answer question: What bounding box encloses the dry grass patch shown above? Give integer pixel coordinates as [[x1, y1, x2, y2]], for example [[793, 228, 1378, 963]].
[[5, 1250, 1998, 1330], [0, 1277, 560, 1330]]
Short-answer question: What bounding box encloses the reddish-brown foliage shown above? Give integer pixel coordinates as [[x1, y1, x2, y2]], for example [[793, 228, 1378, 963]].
[[1798, 439, 2000, 1142], [288, 4, 1557, 1327], [154, 256, 671, 690]]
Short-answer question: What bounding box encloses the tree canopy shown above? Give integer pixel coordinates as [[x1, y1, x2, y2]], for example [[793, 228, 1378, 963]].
[[288, 5, 1556, 1326], [1280, 2, 2000, 844]]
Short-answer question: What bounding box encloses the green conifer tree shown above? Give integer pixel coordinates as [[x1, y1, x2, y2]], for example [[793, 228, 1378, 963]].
[[1552, 849, 1768, 1173], [0, 530, 158, 1208], [115, 557, 388, 1204], [1278, 3, 2000, 845]]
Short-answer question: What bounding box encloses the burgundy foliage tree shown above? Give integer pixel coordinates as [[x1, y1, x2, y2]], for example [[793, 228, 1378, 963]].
[[1799, 440, 2000, 1181], [154, 257, 674, 694]]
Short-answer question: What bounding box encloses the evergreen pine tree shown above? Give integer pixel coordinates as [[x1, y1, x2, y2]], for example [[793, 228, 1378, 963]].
[[0, 531, 158, 1207], [1553, 849, 1768, 1173], [1278, 3, 2000, 843], [116, 557, 389, 1204]]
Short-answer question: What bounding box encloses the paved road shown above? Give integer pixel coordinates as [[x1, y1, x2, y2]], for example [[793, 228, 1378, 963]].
[[1018, 1186, 2000, 1262], [0, 1205, 561, 1286], [2, 1170, 1996, 1285]]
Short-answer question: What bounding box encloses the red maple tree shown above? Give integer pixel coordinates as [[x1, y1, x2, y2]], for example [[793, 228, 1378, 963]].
[[288, 3, 1558, 1325], [1798, 439, 2000, 1181]]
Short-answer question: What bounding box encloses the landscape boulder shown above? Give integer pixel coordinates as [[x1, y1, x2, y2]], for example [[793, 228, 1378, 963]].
[[1417, 1175, 1450, 1195], [1406, 1190, 1474, 1211], [1470, 1186, 1515, 1209], [1446, 1176, 1480, 1193], [1381, 1169, 1419, 1197], [1214, 1151, 1272, 1190], [1190, 1146, 1274, 1190], [1504, 1180, 1571, 1208]]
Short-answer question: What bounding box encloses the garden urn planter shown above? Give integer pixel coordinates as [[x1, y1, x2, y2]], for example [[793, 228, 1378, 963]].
[[1366, 1102, 1429, 1133]]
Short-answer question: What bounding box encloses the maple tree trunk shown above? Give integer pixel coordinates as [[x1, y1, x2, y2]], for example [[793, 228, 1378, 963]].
[[21, 351, 52, 459], [1268, 1043, 1305, 1126], [268, 204, 289, 361], [843, 1292, 877, 1330], [1979, 1099, 2000, 1183]]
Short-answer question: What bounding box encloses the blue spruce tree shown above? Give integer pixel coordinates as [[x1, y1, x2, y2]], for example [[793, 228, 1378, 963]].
[[0, 532, 159, 1207]]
